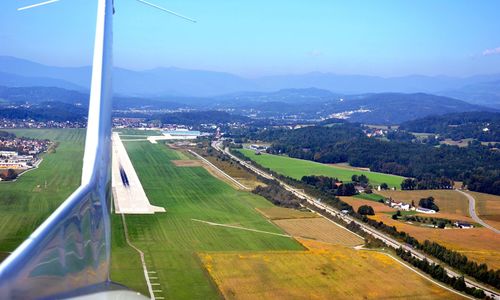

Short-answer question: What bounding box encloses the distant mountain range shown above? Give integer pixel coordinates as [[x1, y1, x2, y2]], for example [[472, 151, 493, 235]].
[[208, 88, 491, 124], [1, 56, 499, 108], [0, 85, 493, 125]]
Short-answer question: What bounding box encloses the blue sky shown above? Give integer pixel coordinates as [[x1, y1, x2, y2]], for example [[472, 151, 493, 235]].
[[1, 0, 500, 77]]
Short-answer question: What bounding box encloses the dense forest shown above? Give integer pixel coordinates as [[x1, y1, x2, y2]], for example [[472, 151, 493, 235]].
[[233, 124, 500, 195], [0, 101, 87, 122], [399, 111, 500, 142]]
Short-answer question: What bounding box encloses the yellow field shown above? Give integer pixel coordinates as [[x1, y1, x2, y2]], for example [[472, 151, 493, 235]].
[[378, 190, 469, 217], [469, 191, 500, 225], [371, 213, 500, 269], [342, 193, 500, 269], [200, 239, 464, 300], [340, 196, 395, 213], [274, 218, 364, 247], [256, 207, 318, 220]]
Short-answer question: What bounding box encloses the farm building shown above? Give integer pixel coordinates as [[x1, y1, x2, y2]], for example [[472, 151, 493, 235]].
[[416, 207, 436, 214], [390, 202, 411, 211], [454, 221, 473, 229]]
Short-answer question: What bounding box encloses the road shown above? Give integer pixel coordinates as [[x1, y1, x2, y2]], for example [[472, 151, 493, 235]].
[[212, 141, 499, 300], [456, 189, 500, 234]]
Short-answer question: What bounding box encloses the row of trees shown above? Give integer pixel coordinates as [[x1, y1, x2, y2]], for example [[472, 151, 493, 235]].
[[252, 180, 302, 209], [418, 240, 500, 289], [396, 248, 486, 299], [401, 177, 454, 190]]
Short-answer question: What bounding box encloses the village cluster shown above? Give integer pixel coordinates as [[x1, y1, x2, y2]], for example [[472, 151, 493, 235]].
[[0, 137, 50, 171], [0, 118, 86, 129]]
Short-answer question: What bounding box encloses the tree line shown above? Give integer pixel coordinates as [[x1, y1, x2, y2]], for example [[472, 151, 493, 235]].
[[232, 124, 500, 195], [396, 248, 487, 299], [401, 177, 454, 190]]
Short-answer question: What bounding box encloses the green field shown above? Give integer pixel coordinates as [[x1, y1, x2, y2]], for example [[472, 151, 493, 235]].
[[113, 141, 304, 298], [0, 129, 303, 298], [0, 129, 85, 257], [237, 149, 405, 188], [115, 128, 162, 136], [354, 193, 386, 202]]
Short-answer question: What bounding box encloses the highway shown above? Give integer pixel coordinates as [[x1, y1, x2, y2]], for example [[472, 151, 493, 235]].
[[456, 189, 500, 234], [212, 141, 499, 300]]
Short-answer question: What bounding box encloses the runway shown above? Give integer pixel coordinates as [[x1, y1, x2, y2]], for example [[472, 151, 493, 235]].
[[112, 132, 166, 214]]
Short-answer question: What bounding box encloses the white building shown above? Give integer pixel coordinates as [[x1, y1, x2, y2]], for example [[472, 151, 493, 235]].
[[161, 129, 201, 140], [454, 221, 473, 229], [416, 207, 436, 214], [390, 202, 411, 211], [0, 151, 18, 158]]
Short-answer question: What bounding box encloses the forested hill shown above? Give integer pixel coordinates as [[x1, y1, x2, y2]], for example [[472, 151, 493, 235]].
[[0, 86, 88, 105], [236, 125, 500, 195], [399, 111, 500, 142], [0, 102, 87, 122], [335, 93, 489, 124]]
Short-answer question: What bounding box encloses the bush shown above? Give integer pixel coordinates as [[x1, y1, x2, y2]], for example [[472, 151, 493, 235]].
[[0, 169, 17, 181], [358, 205, 375, 215], [419, 196, 440, 212]]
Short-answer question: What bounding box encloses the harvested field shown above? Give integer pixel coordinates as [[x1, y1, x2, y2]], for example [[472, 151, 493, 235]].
[[200, 239, 464, 300], [363, 190, 500, 269], [256, 207, 318, 220], [340, 196, 395, 213], [378, 190, 469, 217], [274, 218, 363, 247], [470, 191, 500, 224], [371, 213, 500, 269], [172, 160, 203, 167]]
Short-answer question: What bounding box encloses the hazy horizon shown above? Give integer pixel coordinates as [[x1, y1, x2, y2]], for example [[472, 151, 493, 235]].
[[3, 54, 500, 80]]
